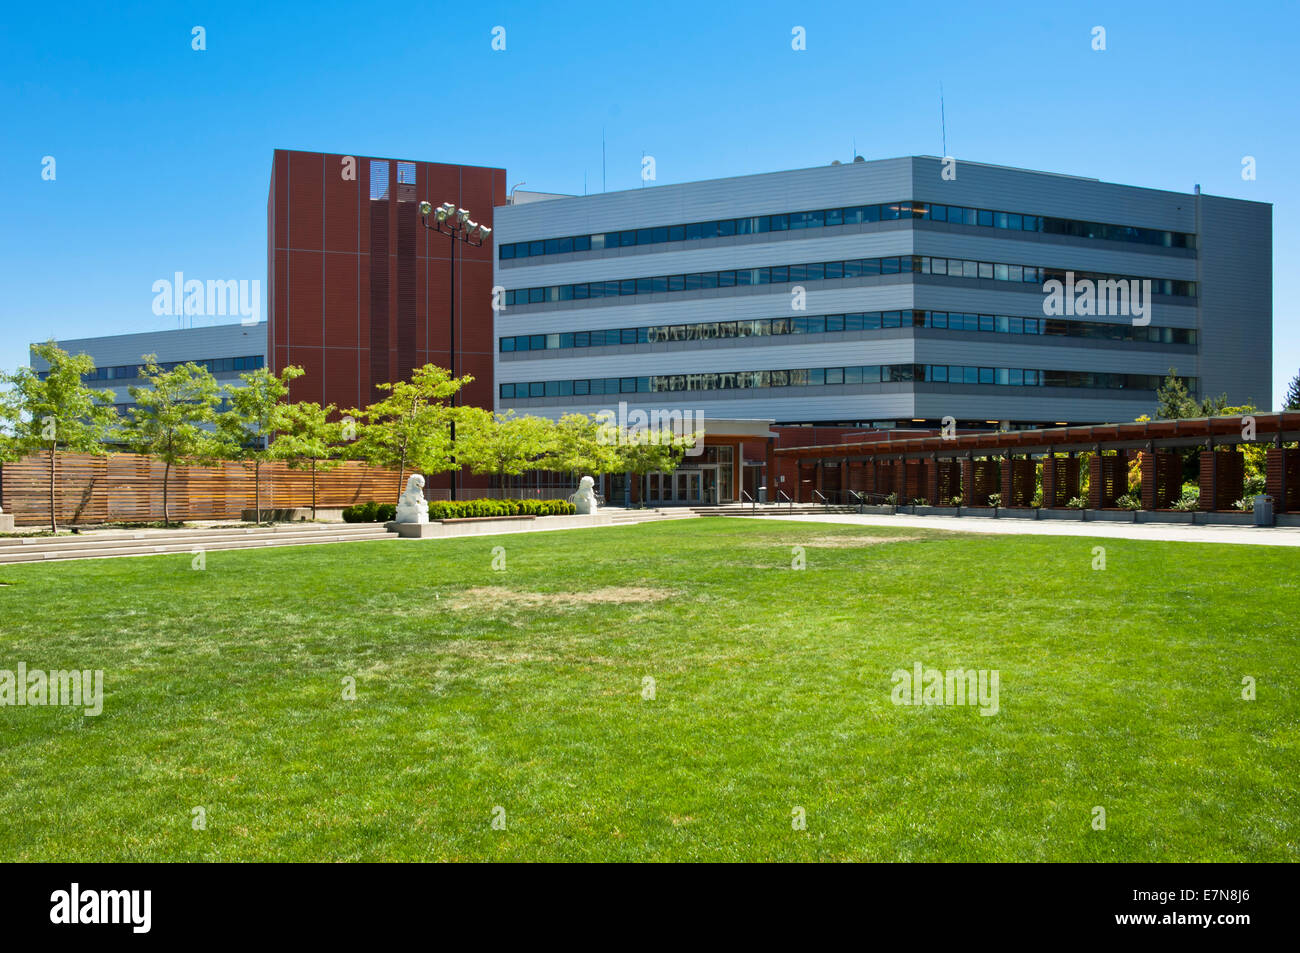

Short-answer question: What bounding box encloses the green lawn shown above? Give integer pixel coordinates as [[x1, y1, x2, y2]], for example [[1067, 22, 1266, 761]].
[[0, 518, 1295, 861]]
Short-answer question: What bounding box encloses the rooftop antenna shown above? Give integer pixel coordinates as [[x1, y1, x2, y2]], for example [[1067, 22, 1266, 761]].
[[940, 82, 947, 155]]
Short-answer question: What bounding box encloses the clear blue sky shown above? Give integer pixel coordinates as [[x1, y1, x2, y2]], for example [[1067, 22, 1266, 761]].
[[2, 0, 1295, 406]]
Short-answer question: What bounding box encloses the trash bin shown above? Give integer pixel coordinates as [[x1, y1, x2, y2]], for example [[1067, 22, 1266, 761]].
[[1253, 494, 1274, 527]]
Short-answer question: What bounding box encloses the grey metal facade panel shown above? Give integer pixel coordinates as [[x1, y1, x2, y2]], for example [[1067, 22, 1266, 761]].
[[909, 157, 1199, 232], [490, 157, 1269, 424], [914, 230, 1199, 279], [912, 390, 1159, 423], [1195, 194, 1272, 405], [29, 322, 268, 371], [496, 158, 915, 240]]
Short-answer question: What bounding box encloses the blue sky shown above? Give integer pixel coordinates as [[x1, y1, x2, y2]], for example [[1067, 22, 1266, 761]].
[[2, 0, 1295, 405]]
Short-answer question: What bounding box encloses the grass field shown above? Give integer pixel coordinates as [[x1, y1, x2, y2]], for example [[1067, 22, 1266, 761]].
[[0, 517, 1296, 861]]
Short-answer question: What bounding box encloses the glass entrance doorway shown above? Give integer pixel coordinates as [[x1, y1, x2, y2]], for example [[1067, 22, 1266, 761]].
[[648, 467, 717, 505]]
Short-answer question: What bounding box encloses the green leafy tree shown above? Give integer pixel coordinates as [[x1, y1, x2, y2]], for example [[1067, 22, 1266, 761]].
[[543, 413, 623, 476], [614, 426, 701, 507], [121, 356, 226, 526], [347, 364, 470, 495], [218, 365, 305, 523], [456, 409, 557, 491], [1283, 369, 1300, 411], [0, 342, 118, 532], [1156, 368, 1229, 419], [270, 400, 343, 520]]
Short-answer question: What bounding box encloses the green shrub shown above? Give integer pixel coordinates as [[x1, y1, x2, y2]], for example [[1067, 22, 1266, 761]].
[[987, 493, 1002, 508], [424, 498, 577, 521], [1172, 483, 1200, 511], [1066, 496, 1087, 509], [1115, 493, 1142, 511], [1244, 474, 1266, 499]]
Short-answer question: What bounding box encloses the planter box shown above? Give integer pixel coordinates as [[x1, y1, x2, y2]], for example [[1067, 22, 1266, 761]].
[[1136, 510, 1195, 524], [958, 507, 996, 518], [858, 505, 897, 515], [1192, 511, 1255, 526], [1085, 509, 1137, 522], [1038, 508, 1085, 520], [895, 505, 914, 515], [390, 513, 609, 538], [995, 507, 1039, 520], [1277, 513, 1300, 528], [0, 514, 13, 533], [913, 506, 959, 517]]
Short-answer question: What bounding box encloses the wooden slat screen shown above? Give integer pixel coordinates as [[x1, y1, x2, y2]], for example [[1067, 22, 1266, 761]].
[[0, 452, 405, 526]]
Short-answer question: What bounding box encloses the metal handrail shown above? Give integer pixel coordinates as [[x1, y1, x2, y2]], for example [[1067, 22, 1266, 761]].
[[812, 489, 829, 509], [740, 489, 756, 512], [776, 489, 793, 512], [847, 490, 865, 512]]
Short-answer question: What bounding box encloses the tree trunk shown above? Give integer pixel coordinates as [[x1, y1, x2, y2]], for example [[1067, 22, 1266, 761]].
[[311, 459, 318, 520], [163, 461, 171, 527], [48, 444, 57, 534]]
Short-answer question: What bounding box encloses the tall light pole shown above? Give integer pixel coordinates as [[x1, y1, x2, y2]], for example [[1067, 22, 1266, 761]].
[[418, 200, 490, 501]]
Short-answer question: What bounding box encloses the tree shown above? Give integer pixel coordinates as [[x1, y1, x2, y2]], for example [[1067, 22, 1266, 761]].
[[270, 400, 343, 520], [0, 342, 118, 532], [218, 365, 304, 523], [456, 409, 557, 491], [347, 364, 470, 495], [614, 425, 701, 507], [543, 413, 623, 477], [1283, 369, 1300, 411], [1156, 368, 1229, 420], [120, 356, 225, 526]]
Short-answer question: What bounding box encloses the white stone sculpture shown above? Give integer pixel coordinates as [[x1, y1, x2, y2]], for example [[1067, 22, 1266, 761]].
[[570, 475, 599, 514], [395, 474, 429, 524]]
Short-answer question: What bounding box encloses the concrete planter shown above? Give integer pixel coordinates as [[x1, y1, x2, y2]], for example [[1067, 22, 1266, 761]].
[[1277, 513, 1300, 528], [1038, 509, 1086, 520], [1136, 510, 1195, 524], [895, 505, 915, 515], [858, 504, 897, 515], [913, 506, 959, 517], [1086, 509, 1138, 522], [0, 514, 14, 533], [389, 513, 609, 538], [1193, 511, 1255, 526], [958, 506, 996, 518], [996, 507, 1039, 520]]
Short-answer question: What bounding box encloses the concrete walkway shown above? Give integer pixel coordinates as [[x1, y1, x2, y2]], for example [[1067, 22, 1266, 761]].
[[750, 512, 1300, 547]]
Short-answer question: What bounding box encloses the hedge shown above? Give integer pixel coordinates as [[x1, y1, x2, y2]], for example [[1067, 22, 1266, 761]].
[[343, 498, 576, 522]]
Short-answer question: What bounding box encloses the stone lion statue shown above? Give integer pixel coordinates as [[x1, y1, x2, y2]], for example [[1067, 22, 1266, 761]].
[[395, 474, 429, 524], [570, 475, 599, 514]]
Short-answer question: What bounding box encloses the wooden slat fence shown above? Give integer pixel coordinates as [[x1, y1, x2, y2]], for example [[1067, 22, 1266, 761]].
[[0, 452, 405, 526]]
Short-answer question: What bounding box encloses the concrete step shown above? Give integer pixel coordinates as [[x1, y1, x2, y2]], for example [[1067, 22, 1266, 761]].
[[687, 504, 861, 517]]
